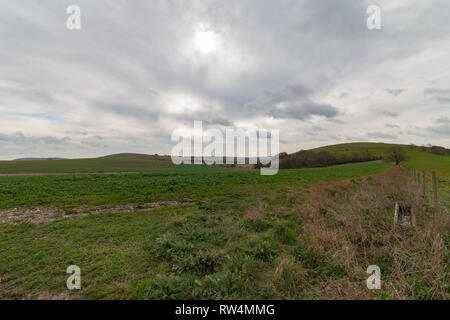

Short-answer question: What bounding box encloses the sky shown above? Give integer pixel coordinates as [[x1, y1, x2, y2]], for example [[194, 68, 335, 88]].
[[0, 0, 449, 160]]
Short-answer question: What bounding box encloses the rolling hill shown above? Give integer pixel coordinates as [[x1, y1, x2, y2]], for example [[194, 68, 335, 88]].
[[310, 142, 450, 177], [0, 142, 448, 176], [0, 153, 173, 174]]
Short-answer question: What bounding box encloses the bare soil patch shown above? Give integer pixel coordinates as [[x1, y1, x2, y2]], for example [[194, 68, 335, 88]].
[[0, 201, 181, 225]]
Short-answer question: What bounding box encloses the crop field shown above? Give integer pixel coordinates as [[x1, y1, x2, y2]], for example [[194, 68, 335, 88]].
[[0, 161, 389, 209], [1, 157, 449, 300]]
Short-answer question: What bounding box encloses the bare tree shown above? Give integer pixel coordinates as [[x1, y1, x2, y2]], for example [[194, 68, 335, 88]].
[[384, 146, 409, 165]]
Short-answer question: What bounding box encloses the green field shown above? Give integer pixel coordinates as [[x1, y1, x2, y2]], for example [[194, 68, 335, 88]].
[[313, 142, 450, 177], [0, 149, 448, 300], [0, 161, 389, 210], [0, 154, 172, 174]]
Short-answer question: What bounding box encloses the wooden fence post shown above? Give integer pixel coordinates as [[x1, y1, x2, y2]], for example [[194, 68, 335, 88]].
[[422, 171, 426, 195], [432, 171, 438, 206]]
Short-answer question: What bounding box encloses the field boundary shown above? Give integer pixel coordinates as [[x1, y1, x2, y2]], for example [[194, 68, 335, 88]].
[[402, 166, 450, 211]]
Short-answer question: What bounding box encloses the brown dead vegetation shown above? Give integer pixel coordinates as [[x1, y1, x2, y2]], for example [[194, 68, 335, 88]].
[[293, 166, 449, 299]]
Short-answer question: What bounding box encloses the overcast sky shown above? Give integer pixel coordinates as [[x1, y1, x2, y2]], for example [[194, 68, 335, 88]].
[[0, 0, 449, 159]]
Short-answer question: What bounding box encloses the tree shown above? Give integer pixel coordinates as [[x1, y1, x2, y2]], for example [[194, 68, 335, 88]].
[[384, 146, 408, 165]]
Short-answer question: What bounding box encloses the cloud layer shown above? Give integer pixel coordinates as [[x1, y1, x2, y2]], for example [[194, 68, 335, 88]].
[[0, 0, 449, 159]]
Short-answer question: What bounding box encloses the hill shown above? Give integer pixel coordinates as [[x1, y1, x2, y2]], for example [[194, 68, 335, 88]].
[[99, 153, 171, 161], [0, 153, 173, 174], [13, 157, 67, 161], [309, 142, 450, 177]]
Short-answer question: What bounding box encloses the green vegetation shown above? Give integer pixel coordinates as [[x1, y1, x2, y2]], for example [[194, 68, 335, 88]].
[[313, 142, 450, 177], [0, 154, 172, 174], [0, 145, 448, 300], [1, 164, 447, 300], [0, 161, 389, 209]]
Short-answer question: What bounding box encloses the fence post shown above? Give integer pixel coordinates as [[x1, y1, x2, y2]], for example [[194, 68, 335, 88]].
[[422, 171, 426, 195], [432, 171, 438, 206]]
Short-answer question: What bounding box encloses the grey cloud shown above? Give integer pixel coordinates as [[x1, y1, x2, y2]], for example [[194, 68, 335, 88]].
[[436, 116, 450, 123], [367, 132, 398, 140], [435, 97, 450, 104], [208, 117, 233, 126], [373, 109, 399, 118], [425, 88, 450, 95], [385, 88, 405, 97], [344, 135, 368, 142], [428, 124, 450, 137], [385, 124, 400, 128], [81, 136, 108, 148], [267, 100, 339, 121], [0, 132, 70, 145], [247, 84, 340, 121]]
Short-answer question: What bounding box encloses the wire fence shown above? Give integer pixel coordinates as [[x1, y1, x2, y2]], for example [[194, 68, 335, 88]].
[[403, 166, 450, 212]]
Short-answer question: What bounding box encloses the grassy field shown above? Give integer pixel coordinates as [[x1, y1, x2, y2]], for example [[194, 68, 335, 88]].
[[0, 161, 389, 209], [313, 142, 450, 177], [0, 154, 172, 174], [0, 150, 448, 300]]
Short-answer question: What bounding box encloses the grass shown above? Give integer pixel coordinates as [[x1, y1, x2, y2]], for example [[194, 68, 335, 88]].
[[0, 161, 390, 209], [314, 142, 450, 177], [0, 155, 172, 174], [1, 165, 448, 299], [0, 148, 448, 300]]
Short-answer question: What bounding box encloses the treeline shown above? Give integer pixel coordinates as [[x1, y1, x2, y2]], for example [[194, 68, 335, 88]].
[[271, 150, 380, 170]]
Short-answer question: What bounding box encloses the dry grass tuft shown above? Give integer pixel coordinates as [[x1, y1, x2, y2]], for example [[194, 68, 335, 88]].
[[244, 206, 264, 221]]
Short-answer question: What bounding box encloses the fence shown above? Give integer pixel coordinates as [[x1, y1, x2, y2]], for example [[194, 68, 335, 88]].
[[403, 167, 450, 211]]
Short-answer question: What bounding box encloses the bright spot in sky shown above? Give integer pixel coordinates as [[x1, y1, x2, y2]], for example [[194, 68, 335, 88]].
[[194, 30, 217, 53], [166, 94, 203, 115]]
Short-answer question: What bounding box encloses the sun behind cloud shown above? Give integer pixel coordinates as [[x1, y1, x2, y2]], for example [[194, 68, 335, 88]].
[[194, 30, 218, 53]]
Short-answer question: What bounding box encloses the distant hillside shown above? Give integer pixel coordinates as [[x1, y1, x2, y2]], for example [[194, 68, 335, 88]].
[[310, 142, 405, 156], [14, 157, 67, 161], [306, 142, 450, 177], [0, 153, 173, 174], [99, 153, 171, 161]]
